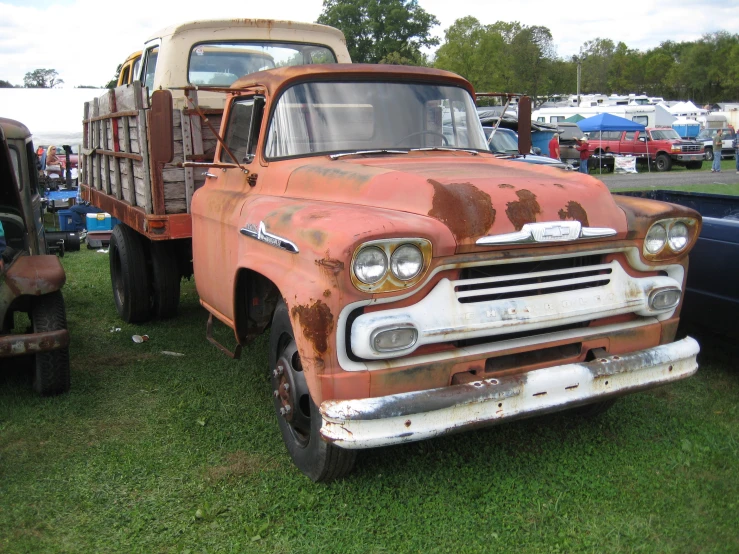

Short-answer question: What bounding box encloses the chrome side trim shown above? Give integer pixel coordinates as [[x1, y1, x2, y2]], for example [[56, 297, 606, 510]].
[[240, 221, 299, 254], [476, 221, 617, 245]]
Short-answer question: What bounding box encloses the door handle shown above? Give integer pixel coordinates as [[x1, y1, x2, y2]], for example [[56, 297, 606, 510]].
[[203, 172, 217, 178]]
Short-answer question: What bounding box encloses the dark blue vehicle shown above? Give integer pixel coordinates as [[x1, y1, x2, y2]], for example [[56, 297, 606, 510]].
[[615, 189, 739, 337]]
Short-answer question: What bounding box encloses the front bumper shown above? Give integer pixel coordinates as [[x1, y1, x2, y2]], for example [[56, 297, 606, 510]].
[[0, 329, 69, 358], [320, 336, 699, 449], [674, 153, 704, 161]]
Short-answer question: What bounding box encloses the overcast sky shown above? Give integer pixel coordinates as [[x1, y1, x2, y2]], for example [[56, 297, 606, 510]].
[[1, 0, 738, 88]]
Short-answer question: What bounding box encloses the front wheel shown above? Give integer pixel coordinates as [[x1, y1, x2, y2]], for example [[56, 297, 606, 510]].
[[269, 301, 356, 482], [705, 148, 714, 161], [655, 154, 672, 171], [31, 291, 70, 396]]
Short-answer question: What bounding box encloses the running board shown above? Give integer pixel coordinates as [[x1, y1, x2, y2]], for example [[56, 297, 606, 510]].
[[206, 313, 242, 359]]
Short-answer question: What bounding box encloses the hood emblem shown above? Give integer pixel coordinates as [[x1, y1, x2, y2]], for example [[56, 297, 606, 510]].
[[476, 221, 616, 246], [240, 221, 299, 254]]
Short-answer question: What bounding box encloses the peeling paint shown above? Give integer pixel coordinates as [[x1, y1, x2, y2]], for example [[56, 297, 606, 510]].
[[498, 183, 515, 189], [427, 179, 495, 241], [315, 256, 344, 275], [558, 201, 590, 227], [291, 300, 334, 355], [505, 189, 541, 231]]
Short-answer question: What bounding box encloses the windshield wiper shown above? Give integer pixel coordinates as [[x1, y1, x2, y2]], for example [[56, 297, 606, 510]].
[[409, 147, 479, 155], [329, 149, 409, 160]]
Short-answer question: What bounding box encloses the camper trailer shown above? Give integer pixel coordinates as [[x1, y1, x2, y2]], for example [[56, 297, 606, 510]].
[[533, 105, 675, 129]]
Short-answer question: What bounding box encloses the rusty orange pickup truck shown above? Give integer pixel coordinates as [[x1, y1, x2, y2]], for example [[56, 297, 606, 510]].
[[86, 60, 702, 482]]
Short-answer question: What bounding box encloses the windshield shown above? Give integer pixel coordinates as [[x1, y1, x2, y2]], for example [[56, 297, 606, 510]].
[[265, 81, 487, 159], [189, 42, 337, 86], [650, 129, 681, 140], [484, 128, 519, 153]]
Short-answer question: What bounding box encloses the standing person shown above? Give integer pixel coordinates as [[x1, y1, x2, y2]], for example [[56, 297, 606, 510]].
[[576, 138, 590, 174], [711, 129, 722, 172], [548, 133, 560, 160]]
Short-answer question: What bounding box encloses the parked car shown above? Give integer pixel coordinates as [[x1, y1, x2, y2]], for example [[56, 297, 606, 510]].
[[696, 127, 736, 161], [0, 118, 70, 395], [483, 126, 570, 169], [556, 122, 587, 167]]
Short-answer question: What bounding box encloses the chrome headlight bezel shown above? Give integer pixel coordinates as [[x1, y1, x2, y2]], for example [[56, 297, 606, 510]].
[[351, 238, 432, 293], [643, 217, 699, 259]]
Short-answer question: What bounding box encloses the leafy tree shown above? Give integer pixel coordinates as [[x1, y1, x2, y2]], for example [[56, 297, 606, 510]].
[[105, 64, 123, 89], [433, 17, 505, 91], [23, 68, 64, 88], [317, 0, 440, 64], [579, 38, 616, 93], [0, 79, 14, 88]]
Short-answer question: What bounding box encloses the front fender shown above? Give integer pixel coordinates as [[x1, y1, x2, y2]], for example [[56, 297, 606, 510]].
[[235, 196, 456, 403]]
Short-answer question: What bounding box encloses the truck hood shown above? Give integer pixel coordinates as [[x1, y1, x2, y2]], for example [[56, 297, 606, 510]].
[[284, 153, 628, 251]]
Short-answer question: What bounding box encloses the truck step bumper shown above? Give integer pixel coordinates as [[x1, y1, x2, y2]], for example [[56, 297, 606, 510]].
[[319, 337, 699, 449], [0, 329, 70, 357]]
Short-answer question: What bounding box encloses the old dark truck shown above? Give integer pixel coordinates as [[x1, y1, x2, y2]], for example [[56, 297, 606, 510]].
[[0, 118, 70, 395], [145, 64, 702, 481]]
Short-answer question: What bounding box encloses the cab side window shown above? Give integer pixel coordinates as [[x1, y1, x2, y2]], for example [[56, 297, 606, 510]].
[[143, 46, 159, 92], [624, 132, 636, 141], [221, 97, 265, 164]]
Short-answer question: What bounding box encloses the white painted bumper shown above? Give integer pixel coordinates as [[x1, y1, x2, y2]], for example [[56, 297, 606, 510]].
[[320, 337, 700, 449]]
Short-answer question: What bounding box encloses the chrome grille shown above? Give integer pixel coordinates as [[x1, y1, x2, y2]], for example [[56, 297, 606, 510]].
[[681, 144, 701, 153], [456, 255, 608, 304]]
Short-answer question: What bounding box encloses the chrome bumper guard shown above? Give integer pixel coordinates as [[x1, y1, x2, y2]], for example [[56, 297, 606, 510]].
[[320, 337, 700, 449]]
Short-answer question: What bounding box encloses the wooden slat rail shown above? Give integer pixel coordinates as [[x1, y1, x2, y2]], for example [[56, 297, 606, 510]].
[[89, 149, 144, 161], [83, 110, 139, 123]]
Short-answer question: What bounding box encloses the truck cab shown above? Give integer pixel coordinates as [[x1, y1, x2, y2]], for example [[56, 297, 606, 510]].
[[186, 64, 702, 481]]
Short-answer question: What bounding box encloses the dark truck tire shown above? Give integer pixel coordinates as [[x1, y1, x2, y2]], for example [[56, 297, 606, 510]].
[[686, 161, 703, 170], [269, 300, 356, 482], [655, 154, 672, 172], [110, 224, 151, 323], [705, 148, 714, 161], [150, 241, 180, 319], [31, 291, 70, 396]]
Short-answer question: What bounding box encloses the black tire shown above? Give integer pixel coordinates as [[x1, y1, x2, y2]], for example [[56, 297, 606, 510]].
[[686, 161, 703, 170], [109, 224, 151, 323], [31, 291, 70, 396], [568, 398, 617, 418], [150, 241, 180, 319], [655, 153, 672, 172], [705, 148, 714, 161], [269, 300, 356, 482]]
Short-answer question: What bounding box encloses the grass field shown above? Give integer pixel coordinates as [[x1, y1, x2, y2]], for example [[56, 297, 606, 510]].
[[1, 236, 739, 552]]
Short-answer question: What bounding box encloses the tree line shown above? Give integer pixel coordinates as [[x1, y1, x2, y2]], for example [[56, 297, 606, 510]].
[[318, 0, 739, 105]]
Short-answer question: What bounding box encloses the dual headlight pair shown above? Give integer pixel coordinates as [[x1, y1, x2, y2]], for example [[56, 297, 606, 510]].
[[644, 218, 698, 258], [351, 238, 432, 292]]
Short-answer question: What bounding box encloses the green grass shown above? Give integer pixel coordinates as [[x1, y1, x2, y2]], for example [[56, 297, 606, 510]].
[[2, 249, 739, 553]]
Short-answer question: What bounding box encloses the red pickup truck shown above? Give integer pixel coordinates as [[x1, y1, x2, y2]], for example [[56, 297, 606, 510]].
[[587, 128, 704, 171]]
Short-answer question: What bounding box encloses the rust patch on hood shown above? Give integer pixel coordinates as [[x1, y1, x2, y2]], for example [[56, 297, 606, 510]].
[[427, 179, 495, 241], [315, 256, 344, 275], [558, 201, 590, 226], [553, 183, 565, 189], [505, 189, 541, 231], [291, 300, 334, 355], [498, 183, 514, 189]]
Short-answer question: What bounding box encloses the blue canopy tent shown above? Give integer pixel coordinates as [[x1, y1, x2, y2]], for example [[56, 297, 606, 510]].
[[577, 113, 647, 173]]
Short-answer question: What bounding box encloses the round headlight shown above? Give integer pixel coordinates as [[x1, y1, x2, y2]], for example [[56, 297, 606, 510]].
[[645, 223, 667, 254], [390, 244, 423, 280], [354, 246, 388, 284], [668, 222, 689, 252]]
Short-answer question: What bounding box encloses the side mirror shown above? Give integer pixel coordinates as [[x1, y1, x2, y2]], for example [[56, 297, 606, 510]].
[[517, 96, 532, 155], [150, 89, 173, 164]]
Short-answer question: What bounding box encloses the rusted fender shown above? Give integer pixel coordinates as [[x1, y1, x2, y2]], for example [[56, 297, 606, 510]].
[[0, 329, 69, 358], [281, 153, 629, 250], [614, 195, 702, 240], [1, 255, 66, 319]]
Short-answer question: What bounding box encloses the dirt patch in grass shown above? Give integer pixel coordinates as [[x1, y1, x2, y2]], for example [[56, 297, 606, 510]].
[[205, 450, 265, 482], [73, 352, 158, 373]]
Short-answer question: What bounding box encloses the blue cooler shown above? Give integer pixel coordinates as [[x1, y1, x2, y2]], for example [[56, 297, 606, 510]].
[[58, 210, 76, 231], [86, 213, 120, 231]]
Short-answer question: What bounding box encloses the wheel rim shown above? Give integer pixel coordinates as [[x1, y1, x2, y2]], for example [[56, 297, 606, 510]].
[[273, 340, 312, 448]]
